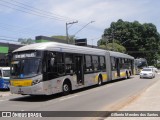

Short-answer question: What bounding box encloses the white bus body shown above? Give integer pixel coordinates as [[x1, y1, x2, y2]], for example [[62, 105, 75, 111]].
[[10, 42, 134, 95]]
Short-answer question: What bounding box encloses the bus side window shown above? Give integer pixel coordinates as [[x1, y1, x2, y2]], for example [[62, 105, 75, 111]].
[[47, 52, 56, 72], [111, 57, 115, 71], [119, 58, 123, 69], [56, 52, 65, 75], [65, 53, 74, 74], [92, 56, 99, 72], [85, 55, 93, 72], [100, 56, 106, 71]]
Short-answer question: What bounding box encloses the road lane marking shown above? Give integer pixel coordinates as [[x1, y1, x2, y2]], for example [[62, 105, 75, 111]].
[[60, 95, 78, 101], [0, 99, 9, 102]]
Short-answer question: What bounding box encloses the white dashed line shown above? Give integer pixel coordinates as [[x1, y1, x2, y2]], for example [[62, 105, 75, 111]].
[[60, 95, 78, 101], [0, 99, 9, 102]]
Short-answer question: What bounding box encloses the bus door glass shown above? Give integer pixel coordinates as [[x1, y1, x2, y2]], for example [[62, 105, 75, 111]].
[[131, 59, 134, 74], [116, 58, 120, 77], [75, 55, 84, 85]]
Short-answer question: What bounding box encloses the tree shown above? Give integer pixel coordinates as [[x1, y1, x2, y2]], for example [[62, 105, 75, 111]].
[[97, 19, 160, 65], [98, 37, 126, 53], [99, 43, 126, 53], [18, 38, 35, 44], [51, 35, 75, 44]]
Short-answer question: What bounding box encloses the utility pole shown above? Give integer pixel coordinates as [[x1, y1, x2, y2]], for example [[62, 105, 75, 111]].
[[66, 21, 78, 44]]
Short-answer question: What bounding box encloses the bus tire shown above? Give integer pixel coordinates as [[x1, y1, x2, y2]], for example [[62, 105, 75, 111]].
[[128, 71, 131, 79], [97, 75, 103, 86], [125, 72, 129, 79], [62, 80, 71, 95]]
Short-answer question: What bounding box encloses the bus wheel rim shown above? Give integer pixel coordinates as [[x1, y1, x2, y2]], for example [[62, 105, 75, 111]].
[[63, 84, 69, 92]]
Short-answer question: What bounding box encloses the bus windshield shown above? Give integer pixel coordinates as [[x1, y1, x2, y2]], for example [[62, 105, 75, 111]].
[[135, 59, 147, 69], [11, 58, 41, 79], [3, 70, 10, 77]]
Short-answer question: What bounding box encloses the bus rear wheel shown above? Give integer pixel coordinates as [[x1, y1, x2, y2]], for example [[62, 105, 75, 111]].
[[125, 72, 129, 79], [62, 82, 71, 95], [97, 76, 103, 86]]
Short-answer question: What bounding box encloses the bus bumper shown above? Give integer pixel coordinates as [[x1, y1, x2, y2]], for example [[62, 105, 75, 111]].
[[10, 83, 45, 95]]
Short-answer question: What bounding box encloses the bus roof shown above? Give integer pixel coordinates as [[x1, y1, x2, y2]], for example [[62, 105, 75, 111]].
[[13, 42, 106, 55], [13, 42, 134, 59], [109, 51, 134, 59]]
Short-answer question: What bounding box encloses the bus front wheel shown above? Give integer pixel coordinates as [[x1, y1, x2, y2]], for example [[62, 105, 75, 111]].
[[62, 82, 71, 95]]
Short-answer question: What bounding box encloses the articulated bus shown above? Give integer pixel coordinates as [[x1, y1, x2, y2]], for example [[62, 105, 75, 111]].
[[135, 58, 148, 74], [10, 42, 134, 95]]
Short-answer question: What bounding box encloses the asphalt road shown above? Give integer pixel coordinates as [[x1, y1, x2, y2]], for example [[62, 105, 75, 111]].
[[0, 74, 159, 120]]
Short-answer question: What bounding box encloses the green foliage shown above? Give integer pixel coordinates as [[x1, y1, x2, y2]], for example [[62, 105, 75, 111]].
[[51, 35, 75, 44], [99, 42, 126, 53], [51, 35, 66, 40], [98, 19, 160, 65], [18, 38, 35, 44]]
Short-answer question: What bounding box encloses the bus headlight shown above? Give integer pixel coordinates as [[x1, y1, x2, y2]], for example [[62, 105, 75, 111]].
[[32, 79, 42, 85]]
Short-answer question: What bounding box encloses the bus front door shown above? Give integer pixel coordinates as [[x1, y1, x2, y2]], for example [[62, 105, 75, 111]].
[[116, 58, 120, 77], [75, 55, 84, 85]]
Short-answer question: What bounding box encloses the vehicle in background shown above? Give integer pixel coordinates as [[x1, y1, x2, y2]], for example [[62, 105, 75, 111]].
[[135, 58, 148, 74], [0, 67, 10, 89], [140, 68, 155, 79], [148, 66, 158, 73]]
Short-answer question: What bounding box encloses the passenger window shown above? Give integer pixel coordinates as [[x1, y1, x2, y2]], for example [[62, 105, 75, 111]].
[[47, 52, 56, 72], [111, 57, 116, 70], [92, 56, 99, 71], [100, 56, 106, 71], [65, 54, 74, 74], [56, 53, 65, 75], [85, 55, 93, 72]]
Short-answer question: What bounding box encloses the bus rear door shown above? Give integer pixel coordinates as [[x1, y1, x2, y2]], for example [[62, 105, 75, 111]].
[[75, 55, 84, 85]]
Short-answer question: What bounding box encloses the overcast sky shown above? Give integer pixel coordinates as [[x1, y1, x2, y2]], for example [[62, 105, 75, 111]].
[[0, 0, 160, 45]]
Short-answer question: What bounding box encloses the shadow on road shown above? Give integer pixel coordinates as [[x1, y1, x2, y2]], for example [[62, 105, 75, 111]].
[[0, 89, 10, 91], [107, 76, 134, 84], [9, 77, 134, 102], [9, 93, 63, 102]]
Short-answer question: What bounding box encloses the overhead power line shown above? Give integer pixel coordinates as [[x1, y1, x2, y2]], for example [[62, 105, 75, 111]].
[[0, 22, 60, 37], [0, 0, 98, 30], [0, 35, 19, 39], [0, 38, 18, 42], [0, 24, 32, 35], [0, 0, 102, 37], [0, 0, 75, 21], [10, 0, 74, 21], [0, 0, 65, 21]]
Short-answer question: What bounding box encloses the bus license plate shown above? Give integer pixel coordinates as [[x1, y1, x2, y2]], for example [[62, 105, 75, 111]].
[[11, 80, 32, 87]]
